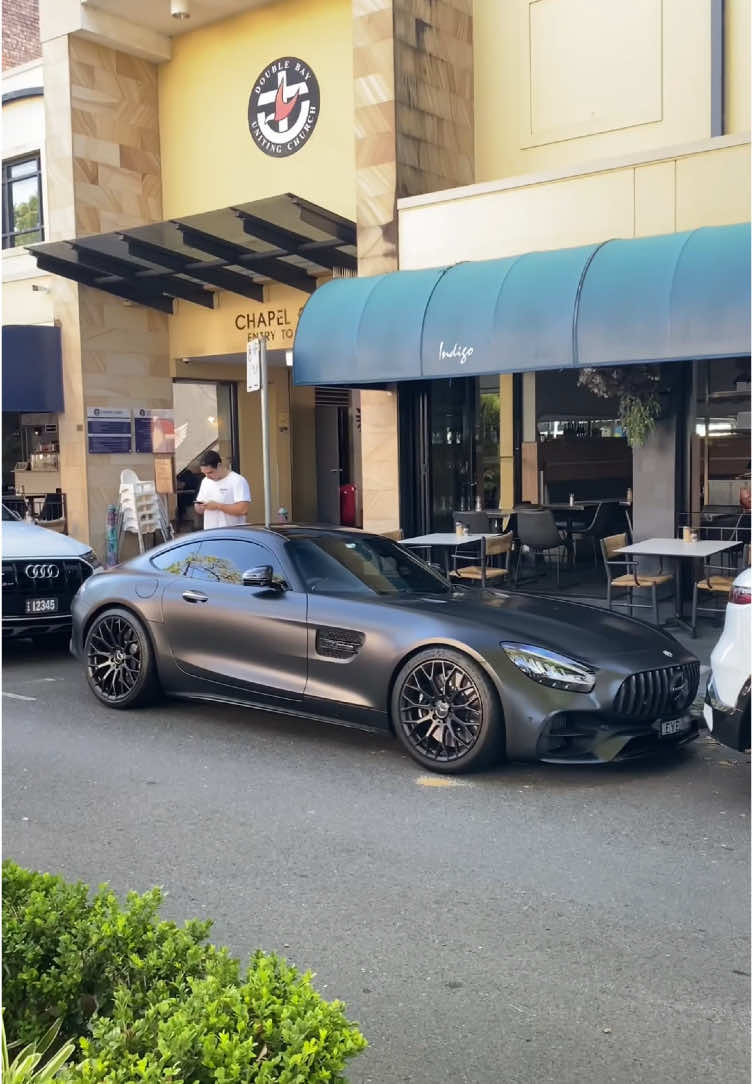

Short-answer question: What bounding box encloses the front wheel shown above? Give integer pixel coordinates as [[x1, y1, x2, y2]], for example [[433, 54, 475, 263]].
[[84, 607, 158, 708], [391, 647, 504, 773]]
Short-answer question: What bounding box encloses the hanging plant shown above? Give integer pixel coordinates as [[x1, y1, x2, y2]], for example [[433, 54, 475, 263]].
[[577, 366, 664, 447], [617, 391, 662, 447]]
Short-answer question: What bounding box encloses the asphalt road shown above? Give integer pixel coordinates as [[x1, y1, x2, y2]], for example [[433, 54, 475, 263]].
[[3, 642, 750, 1084]]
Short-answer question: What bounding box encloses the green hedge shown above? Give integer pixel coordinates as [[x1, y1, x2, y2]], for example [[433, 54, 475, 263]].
[[2, 861, 366, 1082]]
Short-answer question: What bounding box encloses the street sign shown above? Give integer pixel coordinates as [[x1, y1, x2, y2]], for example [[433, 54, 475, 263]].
[[246, 339, 261, 392]]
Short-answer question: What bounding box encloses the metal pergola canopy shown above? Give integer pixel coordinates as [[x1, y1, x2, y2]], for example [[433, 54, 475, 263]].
[[28, 193, 357, 314]]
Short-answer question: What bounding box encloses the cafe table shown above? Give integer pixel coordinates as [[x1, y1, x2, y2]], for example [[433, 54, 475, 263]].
[[616, 536, 740, 632], [400, 532, 500, 585]]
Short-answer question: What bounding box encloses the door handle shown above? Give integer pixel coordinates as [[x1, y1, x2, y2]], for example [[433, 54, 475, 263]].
[[182, 589, 208, 604]]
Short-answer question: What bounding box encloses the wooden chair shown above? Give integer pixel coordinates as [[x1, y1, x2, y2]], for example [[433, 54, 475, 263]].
[[451, 532, 514, 586], [691, 544, 750, 636], [600, 533, 674, 625], [381, 528, 404, 541]]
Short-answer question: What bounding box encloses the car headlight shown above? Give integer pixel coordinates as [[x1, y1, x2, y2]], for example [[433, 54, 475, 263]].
[[501, 642, 595, 693], [81, 549, 103, 573]]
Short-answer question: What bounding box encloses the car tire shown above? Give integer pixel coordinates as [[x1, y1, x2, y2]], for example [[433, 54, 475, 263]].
[[84, 607, 158, 709], [391, 647, 504, 773]]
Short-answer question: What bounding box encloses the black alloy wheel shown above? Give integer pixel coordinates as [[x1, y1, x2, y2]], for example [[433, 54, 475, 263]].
[[84, 607, 157, 708], [391, 647, 503, 773]]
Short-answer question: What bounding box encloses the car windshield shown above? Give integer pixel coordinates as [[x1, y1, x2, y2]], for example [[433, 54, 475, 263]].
[[2, 503, 20, 522], [286, 534, 451, 596]]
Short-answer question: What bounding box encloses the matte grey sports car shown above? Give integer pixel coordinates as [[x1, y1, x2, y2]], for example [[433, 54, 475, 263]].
[[71, 526, 701, 773]]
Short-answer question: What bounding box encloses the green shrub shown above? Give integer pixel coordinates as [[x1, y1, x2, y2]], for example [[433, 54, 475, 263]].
[[2, 862, 231, 1047], [2, 861, 366, 1083]]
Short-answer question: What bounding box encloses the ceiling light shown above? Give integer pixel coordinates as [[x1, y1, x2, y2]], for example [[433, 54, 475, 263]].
[[170, 0, 190, 19]]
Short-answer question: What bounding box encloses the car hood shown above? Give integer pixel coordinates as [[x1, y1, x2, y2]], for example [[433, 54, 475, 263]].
[[379, 588, 693, 667], [1, 521, 90, 559]]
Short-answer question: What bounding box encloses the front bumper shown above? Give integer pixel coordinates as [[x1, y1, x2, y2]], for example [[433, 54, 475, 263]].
[[536, 712, 699, 764], [703, 677, 750, 753], [2, 613, 72, 639]]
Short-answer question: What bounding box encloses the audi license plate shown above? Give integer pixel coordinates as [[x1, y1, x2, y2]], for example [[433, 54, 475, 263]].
[[25, 598, 58, 614], [659, 717, 689, 737]]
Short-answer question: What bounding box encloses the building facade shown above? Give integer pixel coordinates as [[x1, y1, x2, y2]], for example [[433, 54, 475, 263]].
[[2, 0, 750, 554]]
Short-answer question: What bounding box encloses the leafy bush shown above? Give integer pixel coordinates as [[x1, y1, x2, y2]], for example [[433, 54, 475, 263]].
[[2, 862, 366, 1083]]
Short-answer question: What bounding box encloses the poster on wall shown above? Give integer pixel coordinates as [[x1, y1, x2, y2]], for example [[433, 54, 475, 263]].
[[134, 408, 176, 454], [87, 408, 132, 454]]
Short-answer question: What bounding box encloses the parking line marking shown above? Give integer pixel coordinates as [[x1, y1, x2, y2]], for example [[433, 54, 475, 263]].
[[415, 775, 469, 788], [3, 691, 37, 701]]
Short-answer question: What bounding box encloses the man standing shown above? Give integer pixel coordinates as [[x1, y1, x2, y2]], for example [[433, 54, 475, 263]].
[[194, 451, 251, 529]]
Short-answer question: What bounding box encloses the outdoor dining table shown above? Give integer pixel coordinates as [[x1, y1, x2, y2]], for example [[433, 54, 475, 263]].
[[616, 536, 740, 632], [400, 532, 500, 586]]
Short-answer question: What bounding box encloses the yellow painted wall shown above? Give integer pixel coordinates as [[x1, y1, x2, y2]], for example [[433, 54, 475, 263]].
[[168, 283, 308, 361], [400, 141, 751, 268], [726, 0, 751, 134], [158, 0, 356, 221], [473, 0, 748, 183]]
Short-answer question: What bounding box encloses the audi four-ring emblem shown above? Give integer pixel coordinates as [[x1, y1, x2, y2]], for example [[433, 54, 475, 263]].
[[25, 563, 60, 579]]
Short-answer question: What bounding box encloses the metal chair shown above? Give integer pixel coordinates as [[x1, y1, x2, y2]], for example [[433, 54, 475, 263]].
[[451, 532, 514, 586], [514, 509, 566, 587], [690, 544, 750, 635], [600, 533, 674, 625]]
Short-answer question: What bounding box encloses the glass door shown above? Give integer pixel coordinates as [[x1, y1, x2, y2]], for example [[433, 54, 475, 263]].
[[399, 378, 477, 535], [173, 380, 239, 529]]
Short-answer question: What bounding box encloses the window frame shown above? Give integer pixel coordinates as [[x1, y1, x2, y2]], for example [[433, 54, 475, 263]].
[[2, 152, 44, 250]]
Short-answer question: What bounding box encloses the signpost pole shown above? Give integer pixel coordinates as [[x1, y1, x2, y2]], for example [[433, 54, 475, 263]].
[[259, 337, 272, 528]]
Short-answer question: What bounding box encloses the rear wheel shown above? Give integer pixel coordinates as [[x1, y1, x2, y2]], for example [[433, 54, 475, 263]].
[[84, 607, 158, 708], [391, 647, 504, 773]]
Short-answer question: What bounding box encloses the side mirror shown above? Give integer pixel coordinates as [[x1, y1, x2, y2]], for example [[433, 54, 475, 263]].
[[242, 565, 277, 589]]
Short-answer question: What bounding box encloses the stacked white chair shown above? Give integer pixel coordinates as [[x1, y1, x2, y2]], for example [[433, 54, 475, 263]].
[[118, 469, 172, 553]]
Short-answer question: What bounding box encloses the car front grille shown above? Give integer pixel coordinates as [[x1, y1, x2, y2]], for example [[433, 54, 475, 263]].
[[2, 559, 93, 616], [614, 663, 700, 721]]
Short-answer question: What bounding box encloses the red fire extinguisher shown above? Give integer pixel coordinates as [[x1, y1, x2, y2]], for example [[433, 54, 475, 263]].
[[339, 483, 357, 527]]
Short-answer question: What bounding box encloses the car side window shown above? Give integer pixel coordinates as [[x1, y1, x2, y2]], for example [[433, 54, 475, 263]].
[[189, 538, 288, 587], [150, 543, 204, 577]]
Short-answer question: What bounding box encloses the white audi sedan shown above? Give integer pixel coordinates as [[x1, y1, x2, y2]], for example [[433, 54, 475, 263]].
[[1, 503, 101, 648], [703, 566, 751, 753]]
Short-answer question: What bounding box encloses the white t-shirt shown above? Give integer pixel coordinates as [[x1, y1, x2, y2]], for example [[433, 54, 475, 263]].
[[196, 470, 251, 529]]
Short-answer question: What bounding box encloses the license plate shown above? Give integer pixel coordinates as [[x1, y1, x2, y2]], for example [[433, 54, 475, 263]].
[[660, 717, 688, 737], [25, 598, 58, 614]]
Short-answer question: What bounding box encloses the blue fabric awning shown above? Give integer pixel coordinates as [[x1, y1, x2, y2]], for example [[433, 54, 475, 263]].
[[293, 223, 751, 385], [2, 325, 64, 412]]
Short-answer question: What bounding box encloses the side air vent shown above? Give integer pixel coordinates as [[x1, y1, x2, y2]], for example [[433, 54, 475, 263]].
[[316, 627, 365, 660], [315, 387, 351, 408]]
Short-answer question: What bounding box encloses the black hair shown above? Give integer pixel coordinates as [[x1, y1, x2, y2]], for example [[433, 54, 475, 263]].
[[200, 450, 222, 469]]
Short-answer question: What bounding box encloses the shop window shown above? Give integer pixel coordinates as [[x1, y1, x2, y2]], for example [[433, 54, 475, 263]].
[[695, 358, 751, 508], [535, 369, 632, 503], [2, 154, 44, 249], [479, 376, 501, 509]]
